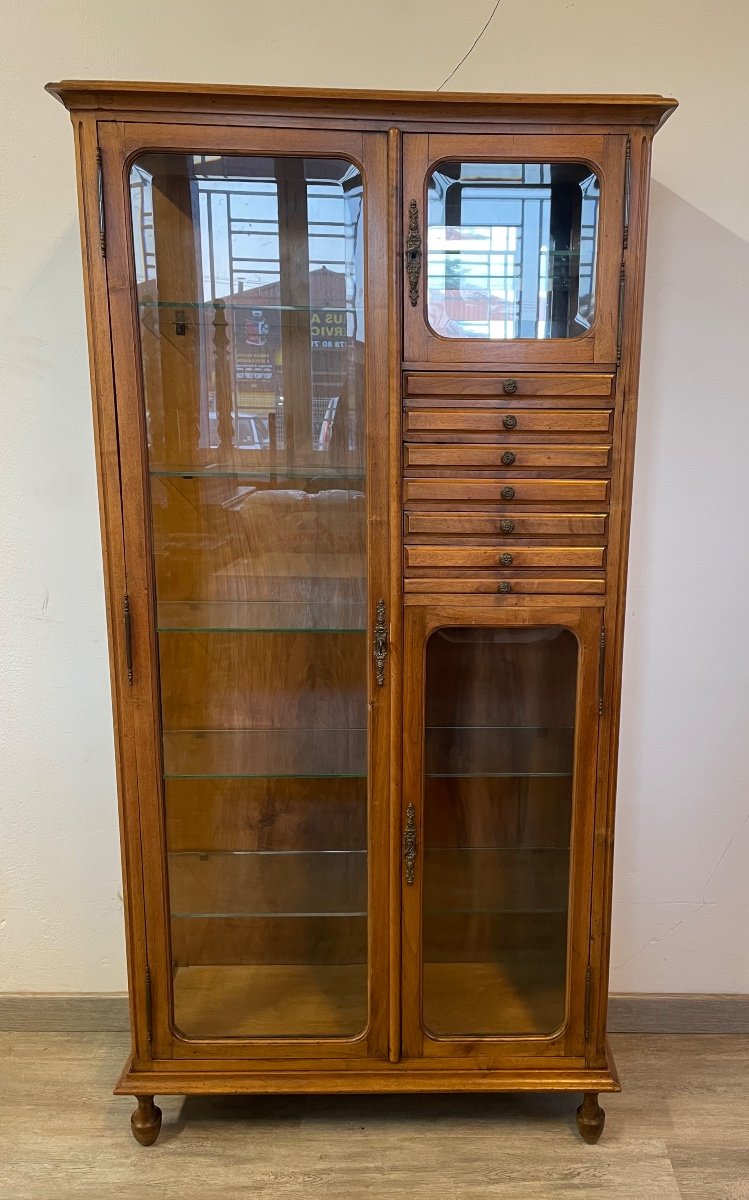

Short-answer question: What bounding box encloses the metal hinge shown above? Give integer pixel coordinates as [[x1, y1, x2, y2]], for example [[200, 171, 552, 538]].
[[584, 963, 593, 1041], [96, 146, 106, 258], [622, 136, 631, 249], [144, 965, 153, 1045], [598, 624, 606, 716], [123, 594, 133, 685], [616, 262, 626, 366]]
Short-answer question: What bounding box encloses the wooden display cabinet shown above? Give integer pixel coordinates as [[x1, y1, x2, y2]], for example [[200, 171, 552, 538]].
[[47, 81, 677, 1144]]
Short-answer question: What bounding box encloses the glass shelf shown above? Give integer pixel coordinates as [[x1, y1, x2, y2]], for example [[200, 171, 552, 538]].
[[172, 910, 367, 919], [162, 728, 367, 779], [150, 465, 365, 481], [425, 726, 574, 778], [157, 601, 367, 633], [137, 300, 363, 315]]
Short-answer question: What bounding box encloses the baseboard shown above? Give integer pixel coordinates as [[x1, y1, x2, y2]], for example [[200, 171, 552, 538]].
[[607, 993, 749, 1034], [1, 991, 748, 1034], [0, 993, 130, 1032]]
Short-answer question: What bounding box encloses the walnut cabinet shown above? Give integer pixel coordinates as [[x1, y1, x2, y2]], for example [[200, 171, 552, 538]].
[[47, 81, 677, 1144]]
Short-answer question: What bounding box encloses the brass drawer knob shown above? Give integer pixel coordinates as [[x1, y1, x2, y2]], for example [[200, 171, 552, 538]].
[[502, 414, 518, 429], [499, 553, 513, 566], [499, 519, 514, 534], [501, 451, 516, 466], [501, 486, 515, 500], [502, 379, 518, 395], [497, 581, 512, 594]]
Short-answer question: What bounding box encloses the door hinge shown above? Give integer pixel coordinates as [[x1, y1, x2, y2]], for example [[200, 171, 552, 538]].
[[96, 146, 106, 258], [144, 965, 153, 1045], [373, 598, 388, 687], [584, 963, 593, 1042], [598, 624, 606, 716], [622, 136, 631, 249], [123, 594, 133, 686], [616, 261, 626, 366]]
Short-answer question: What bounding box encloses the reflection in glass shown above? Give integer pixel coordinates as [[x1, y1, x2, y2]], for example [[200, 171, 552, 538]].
[[422, 627, 577, 1037], [426, 162, 599, 340], [130, 153, 368, 1039]]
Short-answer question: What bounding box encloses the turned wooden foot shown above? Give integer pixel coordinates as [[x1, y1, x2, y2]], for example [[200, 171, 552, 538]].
[[576, 1091, 605, 1143], [130, 1095, 162, 1145]]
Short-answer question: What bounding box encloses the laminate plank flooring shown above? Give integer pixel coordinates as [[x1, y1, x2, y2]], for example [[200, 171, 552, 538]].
[[1, 1033, 747, 1199]]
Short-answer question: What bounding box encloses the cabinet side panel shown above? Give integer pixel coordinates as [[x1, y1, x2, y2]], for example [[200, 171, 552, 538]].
[[71, 113, 150, 1061]]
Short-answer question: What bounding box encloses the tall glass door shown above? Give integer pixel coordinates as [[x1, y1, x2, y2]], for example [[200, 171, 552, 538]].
[[105, 125, 390, 1055]]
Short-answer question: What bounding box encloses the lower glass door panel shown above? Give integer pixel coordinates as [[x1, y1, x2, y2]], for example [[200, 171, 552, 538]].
[[422, 626, 576, 1038]]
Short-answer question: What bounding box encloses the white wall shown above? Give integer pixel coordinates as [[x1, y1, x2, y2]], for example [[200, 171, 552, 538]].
[[1, 0, 748, 994]]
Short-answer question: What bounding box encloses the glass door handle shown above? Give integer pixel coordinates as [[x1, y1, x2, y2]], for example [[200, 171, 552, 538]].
[[374, 599, 388, 686], [403, 803, 417, 884], [405, 199, 422, 306]]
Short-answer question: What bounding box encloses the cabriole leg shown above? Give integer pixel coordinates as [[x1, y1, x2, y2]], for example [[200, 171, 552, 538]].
[[130, 1095, 162, 1145], [576, 1091, 605, 1143]]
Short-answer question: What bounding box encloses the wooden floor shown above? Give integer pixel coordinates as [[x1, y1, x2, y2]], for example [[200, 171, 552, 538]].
[[1, 1032, 748, 1199]]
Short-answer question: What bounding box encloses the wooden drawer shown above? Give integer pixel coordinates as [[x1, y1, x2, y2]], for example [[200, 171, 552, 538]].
[[405, 577, 606, 596], [404, 372, 614, 401], [404, 408, 614, 437], [404, 479, 609, 505], [405, 513, 608, 538], [405, 546, 606, 570], [405, 444, 611, 470]]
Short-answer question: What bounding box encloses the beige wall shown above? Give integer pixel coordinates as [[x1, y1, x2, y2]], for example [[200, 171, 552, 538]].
[[1, 0, 748, 994]]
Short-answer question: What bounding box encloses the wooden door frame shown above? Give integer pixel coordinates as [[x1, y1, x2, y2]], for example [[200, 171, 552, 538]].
[[98, 119, 393, 1064], [402, 133, 626, 368], [401, 603, 601, 1063]]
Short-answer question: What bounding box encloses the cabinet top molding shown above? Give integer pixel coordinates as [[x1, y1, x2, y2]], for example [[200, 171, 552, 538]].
[[45, 80, 677, 131]]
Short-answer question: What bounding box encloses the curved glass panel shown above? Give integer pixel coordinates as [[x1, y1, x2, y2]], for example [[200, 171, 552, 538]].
[[421, 626, 577, 1038], [129, 152, 367, 1040], [426, 161, 600, 339]]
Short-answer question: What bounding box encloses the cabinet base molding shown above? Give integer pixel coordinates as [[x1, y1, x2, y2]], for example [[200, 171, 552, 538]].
[[114, 1045, 620, 1097]]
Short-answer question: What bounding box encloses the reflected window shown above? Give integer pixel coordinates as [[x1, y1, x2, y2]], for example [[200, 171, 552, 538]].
[[426, 161, 599, 340]]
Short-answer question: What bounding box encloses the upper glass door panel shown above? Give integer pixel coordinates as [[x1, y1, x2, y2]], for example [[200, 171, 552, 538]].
[[426, 161, 600, 340], [403, 134, 626, 366], [128, 149, 370, 1043]]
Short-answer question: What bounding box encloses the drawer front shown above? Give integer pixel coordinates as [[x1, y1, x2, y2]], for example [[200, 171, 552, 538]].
[[404, 409, 614, 437], [405, 577, 606, 596], [405, 546, 606, 570], [404, 479, 610, 505], [405, 444, 611, 470], [404, 373, 615, 400], [405, 513, 608, 538]]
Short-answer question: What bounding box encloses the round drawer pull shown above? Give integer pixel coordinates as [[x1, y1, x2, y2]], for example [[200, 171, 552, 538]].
[[502, 414, 518, 430], [500, 486, 515, 501], [502, 379, 518, 395], [499, 519, 514, 534], [501, 451, 516, 466], [499, 553, 513, 566], [497, 581, 512, 594]]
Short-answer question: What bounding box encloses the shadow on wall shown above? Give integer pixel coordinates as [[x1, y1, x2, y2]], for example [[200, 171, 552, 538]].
[[612, 180, 749, 990]]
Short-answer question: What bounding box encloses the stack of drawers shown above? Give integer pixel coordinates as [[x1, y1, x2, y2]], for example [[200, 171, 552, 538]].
[[403, 372, 615, 600]]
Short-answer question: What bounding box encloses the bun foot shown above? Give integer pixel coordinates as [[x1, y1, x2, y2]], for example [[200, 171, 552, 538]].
[[576, 1091, 605, 1143], [131, 1095, 162, 1145]]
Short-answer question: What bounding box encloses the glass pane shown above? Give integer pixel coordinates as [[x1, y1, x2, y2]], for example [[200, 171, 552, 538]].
[[130, 151, 367, 1039], [422, 627, 577, 1037], [426, 162, 599, 339]]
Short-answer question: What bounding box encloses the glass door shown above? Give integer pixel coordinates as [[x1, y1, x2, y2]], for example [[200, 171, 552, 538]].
[[403, 134, 626, 366], [101, 124, 390, 1059], [401, 606, 601, 1060]]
